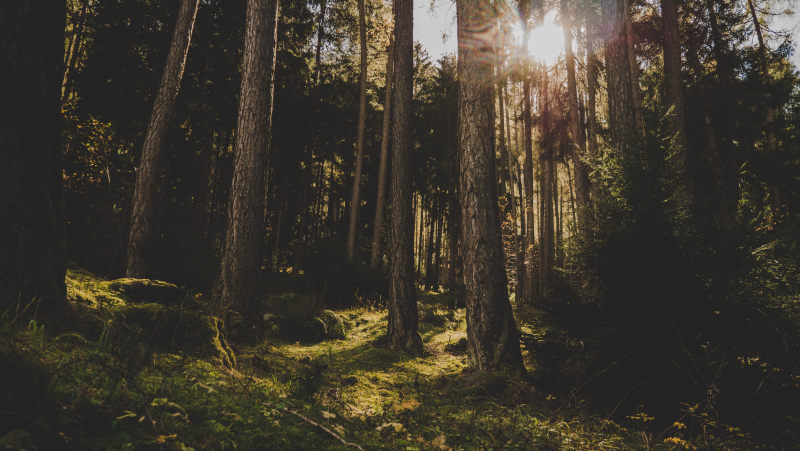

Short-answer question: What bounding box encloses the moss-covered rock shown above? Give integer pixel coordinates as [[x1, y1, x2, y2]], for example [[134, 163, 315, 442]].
[[317, 309, 346, 339], [106, 278, 185, 304]]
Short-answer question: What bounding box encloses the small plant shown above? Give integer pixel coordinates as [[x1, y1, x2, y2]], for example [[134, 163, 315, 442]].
[[27, 320, 46, 350]]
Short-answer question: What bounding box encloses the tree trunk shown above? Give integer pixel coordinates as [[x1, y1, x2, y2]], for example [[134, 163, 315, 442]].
[[456, 0, 524, 371], [126, 0, 200, 277], [387, 0, 422, 353], [586, 11, 600, 203], [520, 4, 537, 305], [62, 0, 88, 101], [562, 0, 590, 239], [217, 0, 279, 315], [538, 67, 555, 298], [346, 0, 369, 260], [660, 0, 693, 212], [0, 0, 67, 324], [371, 37, 394, 268]]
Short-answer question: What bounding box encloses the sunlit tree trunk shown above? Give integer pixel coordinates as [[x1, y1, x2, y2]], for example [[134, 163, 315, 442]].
[[0, 0, 68, 324], [538, 67, 555, 298], [520, 1, 537, 305], [126, 0, 200, 277], [562, 0, 590, 239], [456, 0, 524, 371], [346, 0, 368, 260], [62, 0, 88, 101], [585, 12, 600, 204], [387, 0, 422, 353], [217, 0, 279, 315], [371, 37, 394, 268]]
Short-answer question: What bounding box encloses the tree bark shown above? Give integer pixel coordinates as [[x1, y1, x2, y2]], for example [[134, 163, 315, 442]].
[[371, 37, 394, 268], [520, 2, 537, 305], [387, 0, 422, 353], [586, 12, 600, 203], [538, 67, 555, 298], [346, 0, 369, 260], [217, 0, 279, 315], [456, 0, 524, 371], [126, 0, 200, 277], [62, 0, 88, 101], [0, 1, 67, 323]]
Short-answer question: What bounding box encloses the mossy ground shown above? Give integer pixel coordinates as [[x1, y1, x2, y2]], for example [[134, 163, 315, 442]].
[[1, 273, 758, 450]]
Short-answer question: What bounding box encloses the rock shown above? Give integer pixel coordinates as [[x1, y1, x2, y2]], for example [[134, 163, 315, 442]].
[[317, 310, 346, 339], [106, 278, 185, 305]]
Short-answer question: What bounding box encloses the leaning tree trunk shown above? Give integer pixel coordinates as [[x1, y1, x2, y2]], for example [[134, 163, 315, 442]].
[[371, 37, 394, 268], [456, 0, 524, 372], [346, 0, 369, 260], [217, 0, 279, 315], [0, 1, 67, 324], [387, 0, 422, 354], [126, 0, 200, 277]]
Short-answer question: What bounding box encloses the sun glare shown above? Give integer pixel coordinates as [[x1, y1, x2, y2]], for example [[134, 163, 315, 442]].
[[526, 13, 565, 66]]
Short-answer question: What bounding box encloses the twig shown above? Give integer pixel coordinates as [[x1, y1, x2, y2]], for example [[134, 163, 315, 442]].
[[280, 407, 364, 451]]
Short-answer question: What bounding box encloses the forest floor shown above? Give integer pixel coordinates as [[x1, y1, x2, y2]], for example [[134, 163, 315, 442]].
[[0, 269, 758, 450]]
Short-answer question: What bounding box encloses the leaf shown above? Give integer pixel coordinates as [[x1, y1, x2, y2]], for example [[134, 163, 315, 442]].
[[431, 433, 447, 449], [376, 422, 405, 433], [116, 411, 137, 420], [321, 410, 337, 419]]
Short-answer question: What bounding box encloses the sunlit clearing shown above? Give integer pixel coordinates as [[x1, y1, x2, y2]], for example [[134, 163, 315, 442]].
[[527, 12, 565, 66]]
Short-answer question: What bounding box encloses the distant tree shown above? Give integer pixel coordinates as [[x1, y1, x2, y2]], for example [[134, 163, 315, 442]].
[[387, 0, 422, 353], [371, 36, 394, 268], [346, 0, 369, 260], [0, 1, 68, 323], [456, 0, 525, 371], [126, 0, 200, 277], [217, 0, 279, 315]]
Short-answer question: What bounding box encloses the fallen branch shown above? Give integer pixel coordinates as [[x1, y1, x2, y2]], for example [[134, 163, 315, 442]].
[[280, 407, 364, 451]]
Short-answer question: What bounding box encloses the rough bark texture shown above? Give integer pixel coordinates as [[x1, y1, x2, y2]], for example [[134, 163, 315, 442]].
[[0, 1, 67, 322], [660, 0, 693, 212], [346, 0, 369, 260], [217, 0, 279, 314], [387, 0, 422, 354], [586, 13, 600, 203], [371, 38, 394, 268], [126, 0, 200, 277], [538, 68, 555, 298], [456, 0, 524, 371]]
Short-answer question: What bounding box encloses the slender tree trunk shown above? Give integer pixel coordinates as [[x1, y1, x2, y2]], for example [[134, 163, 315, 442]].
[[562, 0, 590, 239], [387, 0, 422, 353], [520, 4, 537, 305], [0, 0, 67, 324], [126, 0, 200, 277], [62, 0, 88, 101], [586, 12, 600, 204], [371, 37, 394, 268], [425, 205, 436, 289], [538, 67, 555, 298], [456, 0, 524, 371], [346, 0, 369, 260], [217, 0, 279, 315], [661, 0, 693, 212]]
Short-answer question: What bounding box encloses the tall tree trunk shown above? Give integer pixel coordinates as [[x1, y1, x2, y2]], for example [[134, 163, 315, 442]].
[[520, 2, 537, 305], [371, 37, 394, 268], [126, 0, 200, 277], [346, 0, 369, 260], [456, 0, 524, 371], [602, 0, 644, 202], [62, 0, 88, 101], [562, 0, 590, 239], [0, 1, 67, 324], [586, 11, 600, 203], [217, 0, 279, 315], [387, 0, 422, 353], [660, 0, 693, 212], [538, 67, 555, 298]]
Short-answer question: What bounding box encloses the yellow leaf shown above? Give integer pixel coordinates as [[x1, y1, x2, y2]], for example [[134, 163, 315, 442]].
[[155, 434, 177, 444], [321, 411, 336, 419]]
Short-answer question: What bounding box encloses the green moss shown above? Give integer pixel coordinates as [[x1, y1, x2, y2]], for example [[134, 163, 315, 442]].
[[106, 278, 185, 304], [317, 310, 346, 339]]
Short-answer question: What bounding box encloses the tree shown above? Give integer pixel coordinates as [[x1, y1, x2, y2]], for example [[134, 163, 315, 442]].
[[519, 0, 538, 304], [217, 0, 279, 314], [0, 1, 67, 323], [456, 0, 525, 371], [371, 36, 394, 268], [387, 0, 422, 353], [126, 0, 200, 277], [346, 0, 369, 260]]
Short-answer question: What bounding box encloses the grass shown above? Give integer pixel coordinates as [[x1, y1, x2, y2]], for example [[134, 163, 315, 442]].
[[0, 269, 762, 450]]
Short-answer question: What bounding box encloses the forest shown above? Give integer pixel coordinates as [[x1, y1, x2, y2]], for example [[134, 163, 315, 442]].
[[2, 0, 800, 448]]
